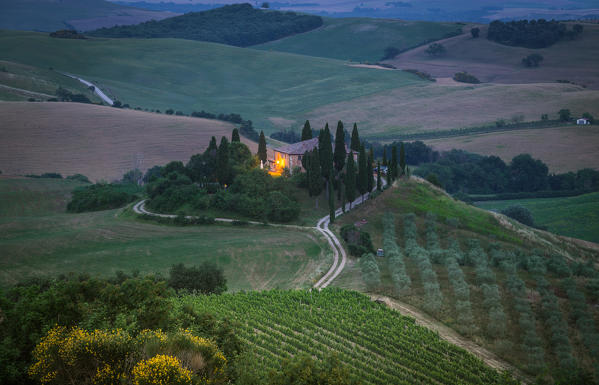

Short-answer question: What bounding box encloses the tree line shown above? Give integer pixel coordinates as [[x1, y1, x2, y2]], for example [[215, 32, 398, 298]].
[[487, 19, 583, 48], [89, 3, 323, 47]]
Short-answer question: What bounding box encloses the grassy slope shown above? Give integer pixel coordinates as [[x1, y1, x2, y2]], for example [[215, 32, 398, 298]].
[[0, 0, 174, 32], [0, 30, 420, 132], [387, 22, 599, 89], [0, 177, 331, 289], [476, 192, 599, 243], [330, 178, 599, 377], [0, 60, 102, 102], [0, 101, 249, 182], [424, 125, 599, 173], [254, 17, 463, 62]]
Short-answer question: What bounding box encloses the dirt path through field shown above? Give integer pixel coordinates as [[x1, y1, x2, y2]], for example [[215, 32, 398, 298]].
[[371, 294, 532, 383]]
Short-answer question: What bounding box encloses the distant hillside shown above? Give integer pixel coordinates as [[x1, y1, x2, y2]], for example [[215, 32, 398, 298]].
[[90, 3, 324, 47], [0, 0, 176, 32], [255, 17, 463, 62]]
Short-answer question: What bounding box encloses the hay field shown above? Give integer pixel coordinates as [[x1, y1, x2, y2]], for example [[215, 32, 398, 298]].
[[424, 125, 599, 173], [387, 23, 599, 89], [0, 177, 330, 289], [304, 81, 599, 136], [0, 102, 251, 182]]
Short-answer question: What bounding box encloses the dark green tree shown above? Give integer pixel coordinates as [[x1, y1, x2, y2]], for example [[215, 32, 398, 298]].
[[258, 130, 267, 165], [328, 173, 335, 223], [357, 145, 367, 202], [217, 136, 231, 185], [333, 121, 346, 174], [350, 123, 360, 152], [308, 149, 323, 207], [470, 27, 480, 38], [377, 161, 382, 191], [367, 147, 374, 193], [231, 128, 240, 142], [382, 145, 388, 166], [301, 120, 312, 141], [391, 145, 398, 181], [207, 136, 218, 154], [559, 109, 571, 122], [319, 124, 333, 180], [399, 142, 406, 176], [340, 181, 346, 213], [344, 153, 356, 209]]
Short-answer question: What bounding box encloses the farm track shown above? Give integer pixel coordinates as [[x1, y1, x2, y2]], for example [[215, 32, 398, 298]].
[[61, 73, 114, 105]]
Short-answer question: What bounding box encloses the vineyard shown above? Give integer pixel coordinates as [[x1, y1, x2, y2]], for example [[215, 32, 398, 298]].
[[174, 289, 516, 385], [352, 207, 599, 381]]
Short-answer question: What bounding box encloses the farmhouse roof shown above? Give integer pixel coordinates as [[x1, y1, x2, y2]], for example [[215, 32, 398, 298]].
[[274, 137, 358, 156]]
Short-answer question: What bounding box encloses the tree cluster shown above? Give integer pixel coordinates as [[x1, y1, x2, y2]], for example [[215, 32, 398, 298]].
[[425, 43, 446, 57], [383, 213, 411, 295], [67, 182, 142, 213], [49, 29, 86, 39], [453, 72, 480, 84], [90, 4, 323, 47], [415, 150, 599, 195], [487, 19, 582, 48], [522, 53, 543, 67], [55, 87, 92, 104]]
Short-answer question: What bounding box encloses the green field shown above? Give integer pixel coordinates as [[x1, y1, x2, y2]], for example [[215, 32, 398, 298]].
[[0, 177, 331, 289], [476, 193, 599, 243], [0, 30, 420, 132], [255, 17, 462, 62], [330, 179, 599, 378], [176, 289, 511, 384]]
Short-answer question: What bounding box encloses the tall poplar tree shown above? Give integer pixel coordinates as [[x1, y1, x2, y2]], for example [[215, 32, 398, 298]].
[[333, 121, 346, 174], [399, 142, 406, 176], [319, 124, 332, 180], [231, 128, 240, 142], [377, 161, 382, 191], [350, 123, 360, 152], [357, 144, 367, 202], [216, 136, 230, 186], [328, 173, 335, 223], [258, 131, 267, 165], [344, 153, 356, 209], [367, 148, 374, 193], [301, 120, 312, 141], [391, 145, 398, 181]]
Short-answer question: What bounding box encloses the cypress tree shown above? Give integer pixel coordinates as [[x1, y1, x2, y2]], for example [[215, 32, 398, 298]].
[[377, 161, 382, 191], [258, 131, 267, 165], [345, 153, 356, 209], [301, 120, 312, 141], [341, 181, 346, 213], [391, 145, 398, 181], [216, 136, 230, 186], [319, 124, 332, 180], [367, 148, 374, 193], [308, 149, 323, 208], [357, 145, 367, 202], [231, 128, 240, 142], [333, 121, 346, 174], [399, 142, 406, 176], [328, 173, 335, 223], [206, 136, 218, 156], [382, 145, 388, 166], [350, 123, 360, 152]]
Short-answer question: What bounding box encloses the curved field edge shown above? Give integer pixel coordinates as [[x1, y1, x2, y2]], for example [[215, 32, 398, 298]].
[[174, 288, 517, 385]]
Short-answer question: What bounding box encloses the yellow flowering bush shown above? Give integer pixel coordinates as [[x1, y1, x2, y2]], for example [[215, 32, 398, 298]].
[[132, 355, 192, 385]]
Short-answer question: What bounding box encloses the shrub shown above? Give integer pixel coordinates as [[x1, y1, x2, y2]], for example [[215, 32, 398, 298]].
[[425, 43, 446, 57], [500, 205, 534, 226], [132, 355, 192, 385], [66, 174, 91, 183], [522, 53, 543, 67], [453, 72, 480, 84], [67, 183, 141, 212], [168, 262, 227, 294], [360, 253, 381, 290], [381, 46, 400, 60]]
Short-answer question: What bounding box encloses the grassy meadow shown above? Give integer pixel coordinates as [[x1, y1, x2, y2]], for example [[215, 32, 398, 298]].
[[0, 101, 247, 182], [255, 17, 463, 62], [424, 125, 599, 173], [0, 177, 331, 289], [476, 192, 599, 244]]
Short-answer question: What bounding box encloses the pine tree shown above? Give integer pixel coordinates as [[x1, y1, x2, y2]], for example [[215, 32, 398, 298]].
[[216, 136, 230, 186], [391, 145, 398, 181], [382, 145, 388, 166], [328, 173, 335, 223], [231, 128, 240, 142], [367, 148, 374, 193], [319, 124, 332, 180], [258, 131, 267, 165], [357, 145, 367, 202], [344, 153, 356, 209], [333, 121, 346, 174], [377, 161, 382, 191], [301, 120, 312, 141], [308, 149, 323, 208], [350, 123, 360, 152], [399, 142, 406, 176]]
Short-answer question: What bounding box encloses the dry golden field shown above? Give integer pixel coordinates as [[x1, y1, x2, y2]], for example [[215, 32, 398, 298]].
[[0, 102, 255, 182]]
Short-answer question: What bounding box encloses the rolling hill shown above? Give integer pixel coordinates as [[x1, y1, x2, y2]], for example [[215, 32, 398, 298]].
[[0, 0, 176, 32], [331, 177, 599, 380], [255, 17, 464, 62], [0, 102, 245, 182]]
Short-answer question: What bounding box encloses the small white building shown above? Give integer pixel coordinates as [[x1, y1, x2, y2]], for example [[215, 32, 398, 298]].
[[576, 118, 590, 125]]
